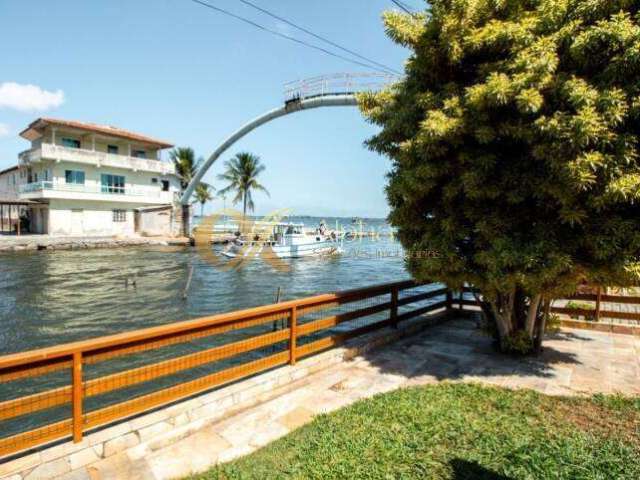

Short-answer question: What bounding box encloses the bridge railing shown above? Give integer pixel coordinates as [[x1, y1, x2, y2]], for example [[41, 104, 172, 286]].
[[284, 72, 399, 102], [0, 279, 452, 458]]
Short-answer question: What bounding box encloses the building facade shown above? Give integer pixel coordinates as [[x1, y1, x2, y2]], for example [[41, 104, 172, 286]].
[[13, 118, 182, 236], [0, 165, 19, 200]]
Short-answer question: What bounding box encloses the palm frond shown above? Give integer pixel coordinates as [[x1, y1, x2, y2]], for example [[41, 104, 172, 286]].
[[217, 151, 269, 214]]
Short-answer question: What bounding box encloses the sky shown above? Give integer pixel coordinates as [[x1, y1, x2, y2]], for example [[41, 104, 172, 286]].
[[0, 0, 417, 218]]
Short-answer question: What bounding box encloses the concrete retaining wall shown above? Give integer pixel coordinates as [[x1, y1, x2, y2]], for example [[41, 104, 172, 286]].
[[0, 311, 450, 480], [0, 236, 189, 253]]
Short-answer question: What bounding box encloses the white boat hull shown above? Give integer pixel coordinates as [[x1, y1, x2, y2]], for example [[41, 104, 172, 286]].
[[221, 240, 341, 259]]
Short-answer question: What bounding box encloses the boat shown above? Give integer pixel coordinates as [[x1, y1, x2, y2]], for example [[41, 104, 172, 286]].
[[221, 222, 343, 259]]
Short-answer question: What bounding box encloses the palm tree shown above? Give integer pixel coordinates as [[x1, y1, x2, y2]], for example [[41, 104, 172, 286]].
[[193, 183, 214, 217], [217, 152, 269, 221], [170, 147, 202, 190]]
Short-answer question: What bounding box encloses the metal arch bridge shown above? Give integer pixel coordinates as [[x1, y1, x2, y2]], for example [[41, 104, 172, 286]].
[[180, 72, 398, 205]]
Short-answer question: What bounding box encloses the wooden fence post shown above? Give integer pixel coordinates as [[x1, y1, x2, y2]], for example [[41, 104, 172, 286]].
[[595, 287, 602, 322], [391, 286, 399, 328], [72, 352, 83, 443], [446, 290, 453, 311], [289, 307, 297, 366]]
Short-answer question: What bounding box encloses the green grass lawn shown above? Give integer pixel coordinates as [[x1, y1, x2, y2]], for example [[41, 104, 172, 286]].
[[191, 383, 639, 479]]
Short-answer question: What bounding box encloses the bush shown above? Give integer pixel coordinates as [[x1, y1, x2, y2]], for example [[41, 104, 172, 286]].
[[565, 301, 596, 321]]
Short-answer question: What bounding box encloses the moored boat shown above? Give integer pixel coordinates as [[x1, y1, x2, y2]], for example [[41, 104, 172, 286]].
[[221, 222, 343, 259]]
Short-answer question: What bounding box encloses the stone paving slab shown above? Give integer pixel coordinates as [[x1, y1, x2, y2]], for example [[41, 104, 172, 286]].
[[4, 317, 638, 480], [108, 318, 638, 479]]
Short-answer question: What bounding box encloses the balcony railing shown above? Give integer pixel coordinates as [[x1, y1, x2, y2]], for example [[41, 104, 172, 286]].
[[19, 181, 171, 199], [18, 144, 176, 175]]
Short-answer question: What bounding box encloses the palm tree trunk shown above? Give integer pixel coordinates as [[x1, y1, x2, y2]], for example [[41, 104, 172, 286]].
[[242, 193, 248, 233], [200, 202, 204, 217]]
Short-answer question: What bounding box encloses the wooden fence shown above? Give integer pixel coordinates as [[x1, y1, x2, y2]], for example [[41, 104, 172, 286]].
[[4, 281, 634, 459], [549, 289, 640, 324], [0, 280, 452, 458]]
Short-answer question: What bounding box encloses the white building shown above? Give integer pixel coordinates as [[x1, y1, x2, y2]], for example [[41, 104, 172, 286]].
[[10, 118, 182, 236], [0, 165, 19, 200]]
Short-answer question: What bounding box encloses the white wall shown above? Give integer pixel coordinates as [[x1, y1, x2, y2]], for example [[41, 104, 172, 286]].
[[0, 168, 19, 199], [42, 128, 161, 160], [137, 207, 173, 236], [48, 199, 139, 236]]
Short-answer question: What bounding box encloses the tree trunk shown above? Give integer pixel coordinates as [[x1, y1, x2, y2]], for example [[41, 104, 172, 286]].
[[534, 298, 551, 352], [482, 287, 545, 354], [525, 294, 542, 337], [242, 193, 248, 234]]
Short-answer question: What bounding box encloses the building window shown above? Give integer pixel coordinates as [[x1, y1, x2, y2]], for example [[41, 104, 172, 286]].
[[132, 150, 146, 159], [62, 138, 81, 149], [65, 170, 85, 185], [161, 180, 170, 192], [113, 209, 126, 222], [101, 174, 125, 194], [151, 177, 158, 184], [107, 145, 119, 154]]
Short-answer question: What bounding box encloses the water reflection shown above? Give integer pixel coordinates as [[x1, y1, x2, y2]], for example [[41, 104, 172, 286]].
[[0, 237, 408, 355]]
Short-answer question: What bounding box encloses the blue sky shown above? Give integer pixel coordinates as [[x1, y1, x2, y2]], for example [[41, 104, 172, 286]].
[[0, 0, 415, 217]]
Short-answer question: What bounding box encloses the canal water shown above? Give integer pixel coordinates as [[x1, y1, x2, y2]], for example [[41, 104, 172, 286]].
[[0, 217, 407, 355], [0, 218, 451, 438]]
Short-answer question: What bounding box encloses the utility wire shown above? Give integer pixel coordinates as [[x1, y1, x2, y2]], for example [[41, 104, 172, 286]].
[[390, 0, 414, 15], [189, 0, 394, 74], [232, 0, 401, 75]]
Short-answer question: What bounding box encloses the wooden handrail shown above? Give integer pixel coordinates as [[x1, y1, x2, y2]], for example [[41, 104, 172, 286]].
[[0, 279, 445, 458], [0, 279, 417, 372]]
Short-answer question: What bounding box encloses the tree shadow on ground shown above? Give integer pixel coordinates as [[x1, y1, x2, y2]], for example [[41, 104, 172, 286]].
[[352, 316, 587, 384], [449, 458, 514, 479]]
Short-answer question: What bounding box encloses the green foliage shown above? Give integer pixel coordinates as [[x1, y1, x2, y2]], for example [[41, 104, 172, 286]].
[[217, 152, 270, 217], [359, 0, 640, 343], [190, 383, 640, 479], [170, 147, 203, 190], [502, 329, 535, 353], [565, 300, 597, 320], [545, 312, 562, 332], [194, 183, 214, 217], [565, 300, 596, 310]]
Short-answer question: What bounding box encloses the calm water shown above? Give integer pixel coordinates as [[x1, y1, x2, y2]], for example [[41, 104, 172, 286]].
[[0, 219, 430, 436], [0, 219, 408, 355]]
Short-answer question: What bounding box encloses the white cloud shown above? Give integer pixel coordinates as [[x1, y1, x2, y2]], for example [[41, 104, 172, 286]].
[[0, 123, 9, 137], [0, 82, 64, 112]]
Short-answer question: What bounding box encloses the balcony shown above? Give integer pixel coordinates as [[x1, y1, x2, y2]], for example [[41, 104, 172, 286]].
[[19, 181, 177, 205], [19, 144, 176, 175]]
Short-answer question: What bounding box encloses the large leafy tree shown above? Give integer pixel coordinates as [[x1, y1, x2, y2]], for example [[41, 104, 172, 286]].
[[218, 152, 270, 220], [360, 0, 640, 353]]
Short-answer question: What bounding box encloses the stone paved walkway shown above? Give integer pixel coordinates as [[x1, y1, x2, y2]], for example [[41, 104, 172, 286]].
[[84, 318, 638, 479]]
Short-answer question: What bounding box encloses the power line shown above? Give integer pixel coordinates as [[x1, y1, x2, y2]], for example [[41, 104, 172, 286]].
[[189, 0, 395, 74], [232, 0, 401, 75], [390, 0, 414, 15]]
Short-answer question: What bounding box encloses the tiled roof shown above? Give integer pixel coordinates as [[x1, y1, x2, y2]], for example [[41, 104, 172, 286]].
[[0, 165, 19, 176], [20, 118, 174, 149]]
